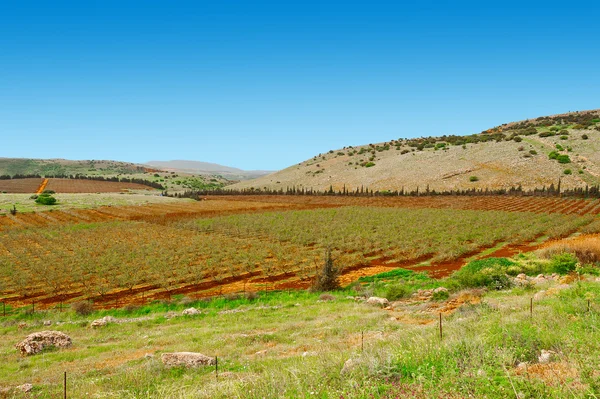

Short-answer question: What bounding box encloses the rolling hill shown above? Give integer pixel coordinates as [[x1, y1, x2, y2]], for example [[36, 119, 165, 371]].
[[231, 109, 600, 192], [145, 160, 273, 180]]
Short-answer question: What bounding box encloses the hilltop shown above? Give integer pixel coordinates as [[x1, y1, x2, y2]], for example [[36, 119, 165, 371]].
[[145, 160, 273, 180], [231, 110, 600, 192]]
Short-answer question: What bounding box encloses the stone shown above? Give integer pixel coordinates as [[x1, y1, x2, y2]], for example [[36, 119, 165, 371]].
[[366, 297, 389, 307], [182, 307, 201, 316], [15, 331, 72, 356], [538, 350, 556, 364], [43, 320, 52, 326], [90, 316, 117, 328], [433, 287, 449, 294], [533, 290, 546, 301], [516, 273, 527, 280], [161, 352, 216, 368], [16, 383, 33, 393]]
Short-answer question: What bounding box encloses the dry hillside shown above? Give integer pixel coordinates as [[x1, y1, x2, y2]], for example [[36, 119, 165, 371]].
[[231, 109, 600, 192]]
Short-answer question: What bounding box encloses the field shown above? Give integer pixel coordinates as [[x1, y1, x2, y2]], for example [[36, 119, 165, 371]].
[[0, 178, 154, 194], [1, 195, 599, 310]]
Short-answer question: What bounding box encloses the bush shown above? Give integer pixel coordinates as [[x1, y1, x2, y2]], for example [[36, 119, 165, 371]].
[[539, 131, 555, 137], [469, 176, 479, 182], [564, 169, 572, 175], [513, 136, 522, 142], [431, 289, 450, 301], [72, 301, 94, 316], [385, 284, 411, 300], [452, 258, 515, 289], [35, 194, 57, 205], [311, 249, 341, 291], [582, 134, 589, 140], [557, 155, 571, 164], [560, 135, 569, 140], [550, 253, 578, 274], [529, 150, 537, 155], [364, 162, 376, 168], [548, 151, 559, 160]]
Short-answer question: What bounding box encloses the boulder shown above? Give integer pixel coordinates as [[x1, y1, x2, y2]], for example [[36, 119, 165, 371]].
[[15, 331, 72, 356], [366, 297, 389, 307], [182, 307, 201, 316], [91, 316, 117, 328], [161, 352, 216, 368], [433, 287, 449, 294]]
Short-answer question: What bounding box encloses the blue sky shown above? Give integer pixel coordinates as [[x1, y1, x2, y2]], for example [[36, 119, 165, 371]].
[[1, 1, 599, 170]]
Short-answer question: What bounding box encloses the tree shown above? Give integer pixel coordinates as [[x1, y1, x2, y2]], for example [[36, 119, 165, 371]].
[[311, 249, 342, 291]]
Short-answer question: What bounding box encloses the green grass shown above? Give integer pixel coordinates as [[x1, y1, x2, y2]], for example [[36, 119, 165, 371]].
[[2, 270, 600, 398]]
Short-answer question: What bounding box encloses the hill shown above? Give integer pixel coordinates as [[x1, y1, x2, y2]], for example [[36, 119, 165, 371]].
[[231, 109, 600, 192], [145, 160, 273, 180]]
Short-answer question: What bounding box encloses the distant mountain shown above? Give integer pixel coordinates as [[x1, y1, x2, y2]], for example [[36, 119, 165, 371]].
[[230, 109, 600, 192], [145, 160, 273, 180]]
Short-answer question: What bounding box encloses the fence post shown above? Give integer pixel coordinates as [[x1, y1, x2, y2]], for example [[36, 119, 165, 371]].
[[361, 331, 364, 352], [530, 298, 533, 320], [439, 313, 443, 341], [215, 356, 218, 382], [64, 371, 67, 399]]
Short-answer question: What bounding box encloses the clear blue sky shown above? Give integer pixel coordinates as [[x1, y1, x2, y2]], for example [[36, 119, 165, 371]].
[[1, 1, 598, 170]]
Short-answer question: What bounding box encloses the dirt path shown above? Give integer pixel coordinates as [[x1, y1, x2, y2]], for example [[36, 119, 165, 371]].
[[35, 178, 49, 194]]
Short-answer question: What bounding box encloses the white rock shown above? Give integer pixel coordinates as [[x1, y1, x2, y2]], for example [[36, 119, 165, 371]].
[[433, 287, 449, 294], [161, 352, 215, 367], [16, 383, 33, 393], [366, 297, 389, 307], [182, 307, 201, 316], [341, 358, 360, 375], [538, 350, 556, 364], [15, 331, 72, 356]]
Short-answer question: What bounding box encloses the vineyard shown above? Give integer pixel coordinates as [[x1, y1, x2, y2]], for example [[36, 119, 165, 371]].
[[1, 195, 599, 310]]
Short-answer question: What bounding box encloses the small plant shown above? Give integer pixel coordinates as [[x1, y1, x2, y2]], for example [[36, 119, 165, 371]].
[[564, 169, 572, 175], [560, 135, 568, 140], [385, 284, 411, 300], [312, 249, 342, 292], [469, 176, 479, 182], [582, 134, 589, 140], [557, 155, 571, 164], [529, 150, 537, 155], [72, 301, 94, 316], [9, 205, 17, 215], [431, 289, 450, 301], [364, 162, 376, 168], [550, 253, 578, 274]]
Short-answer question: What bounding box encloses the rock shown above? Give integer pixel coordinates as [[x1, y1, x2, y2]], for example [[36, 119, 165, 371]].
[[516, 361, 528, 369], [536, 274, 545, 279], [516, 273, 527, 280], [43, 320, 52, 326], [366, 297, 389, 307], [434, 287, 449, 294], [161, 352, 216, 368], [90, 316, 117, 328], [341, 358, 360, 375], [15, 331, 72, 356], [16, 383, 33, 393], [302, 351, 317, 357], [144, 353, 154, 359], [560, 275, 576, 285], [182, 307, 201, 316], [18, 322, 27, 329], [538, 350, 556, 364], [254, 350, 268, 356], [90, 319, 107, 328]]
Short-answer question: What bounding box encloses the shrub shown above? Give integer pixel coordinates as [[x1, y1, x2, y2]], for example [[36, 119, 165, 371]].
[[582, 134, 589, 140], [539, 131, 555, 137], [35, 194, 57, 205], [560, 135, 569, 140], [385, 284, 411, 301], [431, 289, 450, 301], [319, 293, 335, 301], [364, 162, 376, 168], [72, 301, 94, 316], [452, 258, 515, 289], [557, 155, 571, 164], [513, 136, 522, 142], [564, 169, 572, 175], [555, 144, 564, 151], [469, 176, 479, 182], [550, 253, 578, 274], [548, 151, 559, 160], [529, 150, 537, 155], [311, 249, 341, 291]]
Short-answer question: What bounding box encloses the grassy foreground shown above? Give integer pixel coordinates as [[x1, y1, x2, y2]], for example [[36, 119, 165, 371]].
[[2, 256, 600, 398]]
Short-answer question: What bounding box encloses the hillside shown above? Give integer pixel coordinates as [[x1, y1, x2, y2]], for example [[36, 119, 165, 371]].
[[146, 160, 273, 180], [231, 110, 600, 192]]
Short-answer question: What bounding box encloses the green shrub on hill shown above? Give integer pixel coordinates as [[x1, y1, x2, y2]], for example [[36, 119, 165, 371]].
[[452, 258, 516, 289], [35, 194, 57, 205], [550, 253, 578, 274]]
